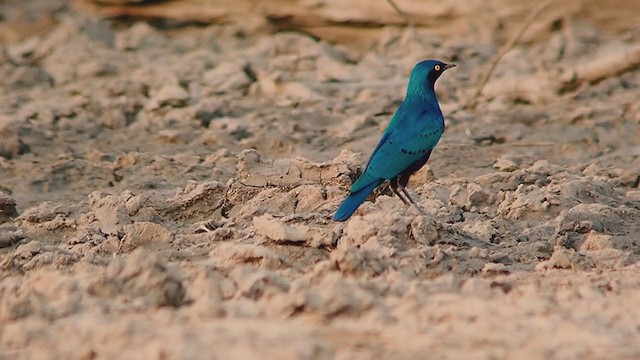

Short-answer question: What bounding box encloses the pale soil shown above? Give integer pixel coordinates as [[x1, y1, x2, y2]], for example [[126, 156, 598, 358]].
[[1, 1, 639, 359]]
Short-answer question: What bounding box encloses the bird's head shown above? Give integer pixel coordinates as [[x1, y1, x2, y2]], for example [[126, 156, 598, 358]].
[[406, 60, 456, 98]]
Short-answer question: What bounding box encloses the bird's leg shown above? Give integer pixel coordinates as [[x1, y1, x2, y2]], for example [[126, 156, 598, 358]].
[[400, 187, 426, 215], [389, 178, 410, 206], [397, 175, 426, 216]]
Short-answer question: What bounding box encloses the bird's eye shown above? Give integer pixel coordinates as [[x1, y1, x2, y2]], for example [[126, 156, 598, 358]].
[[434, 64, 441, 71]]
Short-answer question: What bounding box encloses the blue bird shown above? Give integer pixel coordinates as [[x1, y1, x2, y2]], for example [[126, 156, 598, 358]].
[[333, 60, 456, 222]]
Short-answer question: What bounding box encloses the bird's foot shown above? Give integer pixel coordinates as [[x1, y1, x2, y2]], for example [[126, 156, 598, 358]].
[[389, 180, 410, 206]]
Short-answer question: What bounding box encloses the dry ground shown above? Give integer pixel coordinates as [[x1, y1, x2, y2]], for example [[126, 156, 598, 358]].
[[1, 0, 639, 359]]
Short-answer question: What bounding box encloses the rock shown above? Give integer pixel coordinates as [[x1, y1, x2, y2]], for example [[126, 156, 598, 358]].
[[0, 116, 31, 159], [555, 178, 617, 205], [236, 149, 356, 189], [187, 268, 225, 318], [408, 165, 437, 187], [580, 230, 635, 251], [114, 22, 166, 50], [535, 246, 595, 271], [148, 85, 189, 109], [123, 222, 173, 250], [463, 220, 499, 243], [554, 203, 628, 240], [88, 193, 133, 235], [288, 273, 374, 318], [77, 59, 115, 78], [497, 184, 550, 220], [410, 215, 440, 246], [306, 227, 338, 248], [230, 266, 290, 301], [203, 62, 252, 94], [101, 249, 186, 308], [343, 209, 412, 248], [124, 193, 144, 215], [0, 226, 24, 248], [466, 183, 494, 211], [7, 37, 40, 61], [210, 243, 290, 270], [290, 185, 326, 213], [229, 188, 297, 220], [1, 240, 77, 272], [4, 66, 53, 90], [331, 114, 375, 138], [157, 129, 185, 144], [482, 262, 510, 275], [251, 72, 319, 100], [581, 248, 634, 269], [314, 54, 356, 82], [0, 192, 18, 223], [18, 202, 66, 223], [194, 99, 227, 127], [493, 156, 520, 172], [164, 181, 225, 221], [253, 214, 308, 243], [626, 190, 640, 201]]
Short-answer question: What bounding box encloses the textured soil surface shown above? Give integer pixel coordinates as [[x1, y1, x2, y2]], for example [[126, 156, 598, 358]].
[[1, 1, 640, 359]]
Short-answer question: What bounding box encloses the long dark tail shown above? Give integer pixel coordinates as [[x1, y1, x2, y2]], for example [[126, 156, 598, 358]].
[[333, 179, 383, 222]]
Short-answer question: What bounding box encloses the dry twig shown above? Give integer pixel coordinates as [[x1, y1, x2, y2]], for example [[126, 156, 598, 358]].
[[467, 0, 556, 109], [386, 0, 414, 29]]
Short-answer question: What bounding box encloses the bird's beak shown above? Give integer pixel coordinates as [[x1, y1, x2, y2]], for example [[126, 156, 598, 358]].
[[444, 63, 457, 70]]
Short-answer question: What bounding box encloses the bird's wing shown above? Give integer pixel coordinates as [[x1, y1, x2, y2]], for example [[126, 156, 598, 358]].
[[363, 104, 444, 181], [363, 130, 390, 170], [350, 130, 391, 193]]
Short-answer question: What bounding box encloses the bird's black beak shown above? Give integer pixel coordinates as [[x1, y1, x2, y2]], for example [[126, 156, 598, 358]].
[[444, 63, 457, 70]]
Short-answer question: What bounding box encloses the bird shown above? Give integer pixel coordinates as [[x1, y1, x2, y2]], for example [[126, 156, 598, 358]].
[[333, 60, 456, 222]]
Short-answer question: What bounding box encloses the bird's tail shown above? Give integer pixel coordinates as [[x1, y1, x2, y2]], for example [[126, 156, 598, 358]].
[[333, 179, 383, 222]]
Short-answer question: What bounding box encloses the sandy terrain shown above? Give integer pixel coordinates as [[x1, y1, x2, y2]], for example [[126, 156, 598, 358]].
[[1, 0, 639, 359]]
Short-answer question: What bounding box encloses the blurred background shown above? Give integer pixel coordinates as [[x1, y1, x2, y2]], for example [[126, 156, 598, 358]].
[[1, 0, 638, 46]]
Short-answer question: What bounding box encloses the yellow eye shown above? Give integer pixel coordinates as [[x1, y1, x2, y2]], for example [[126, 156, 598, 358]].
[[434, 64, 441, 71]]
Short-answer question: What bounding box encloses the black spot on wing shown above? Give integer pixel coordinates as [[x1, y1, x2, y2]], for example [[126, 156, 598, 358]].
[[419, 127, 444, 138], [400, 148, 430, 156]]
